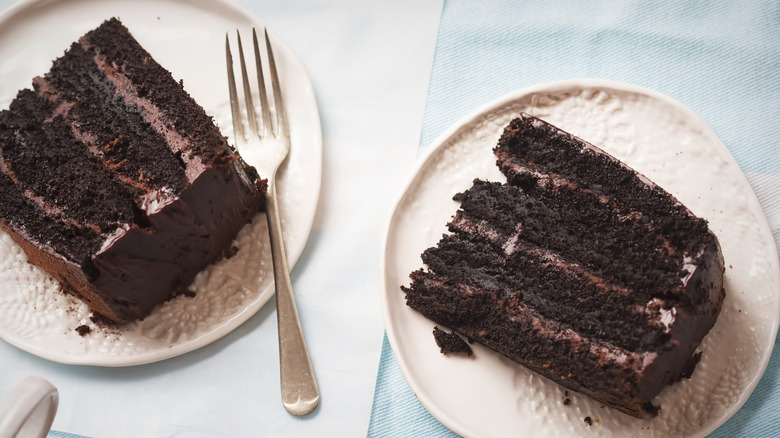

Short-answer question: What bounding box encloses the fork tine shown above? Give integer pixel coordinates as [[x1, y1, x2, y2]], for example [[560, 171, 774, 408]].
[[237, 31, 259, 139], [225, 33, 244, 142], [264, 28, 288, 137], [252, 28, 272, 139]]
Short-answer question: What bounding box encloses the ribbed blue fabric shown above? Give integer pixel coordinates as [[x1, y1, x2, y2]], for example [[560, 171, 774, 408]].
[[48, 432, 88, 438], [367, 334, 459, 437], [369, 0, 780, 436]]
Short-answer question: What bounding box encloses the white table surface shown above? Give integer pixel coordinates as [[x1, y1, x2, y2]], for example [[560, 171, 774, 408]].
[[0, 0, 443, 436]]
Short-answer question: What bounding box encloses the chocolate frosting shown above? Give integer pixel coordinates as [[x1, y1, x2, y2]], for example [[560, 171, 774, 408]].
[[86, 159, 264, 323]]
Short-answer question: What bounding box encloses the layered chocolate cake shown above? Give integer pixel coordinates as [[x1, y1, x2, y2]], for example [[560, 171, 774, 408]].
[[0, 18, 266, 324], [403, 113, 725, 418]]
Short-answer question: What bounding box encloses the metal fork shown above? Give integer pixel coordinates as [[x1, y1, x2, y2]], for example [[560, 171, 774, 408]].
[[226, 28, 319, 416]]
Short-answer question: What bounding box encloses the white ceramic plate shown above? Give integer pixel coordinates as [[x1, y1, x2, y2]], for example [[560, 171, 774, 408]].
[[0, 0, 322, 366], [381, 79, 779, 437]]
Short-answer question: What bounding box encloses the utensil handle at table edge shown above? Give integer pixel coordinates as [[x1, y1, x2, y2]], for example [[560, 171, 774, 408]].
[[265, 178, 320, 416]]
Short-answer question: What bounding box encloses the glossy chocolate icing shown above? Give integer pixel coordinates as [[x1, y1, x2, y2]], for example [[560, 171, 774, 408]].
[[88, 159, 265, 323]]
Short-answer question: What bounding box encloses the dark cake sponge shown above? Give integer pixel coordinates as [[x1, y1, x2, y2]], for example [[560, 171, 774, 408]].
[[403, 113, 725, 418], [0, 19, 267, 324], [433, 326, 473, 356]]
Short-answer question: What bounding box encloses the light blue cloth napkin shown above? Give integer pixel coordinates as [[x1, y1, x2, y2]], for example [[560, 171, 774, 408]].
[[368, 0, 780, 436]]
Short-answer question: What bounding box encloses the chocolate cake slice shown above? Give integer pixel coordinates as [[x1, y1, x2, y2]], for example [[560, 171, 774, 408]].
[[403, 113, 725, 418], [0, 18, 266, 324]]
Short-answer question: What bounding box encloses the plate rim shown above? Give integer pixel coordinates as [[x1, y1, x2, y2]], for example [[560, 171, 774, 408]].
[[379, 78, 780, 437], [0, 0, 323, 367]]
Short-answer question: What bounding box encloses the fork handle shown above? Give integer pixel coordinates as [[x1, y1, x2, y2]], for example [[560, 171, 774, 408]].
[[266, 178, 320, 416]]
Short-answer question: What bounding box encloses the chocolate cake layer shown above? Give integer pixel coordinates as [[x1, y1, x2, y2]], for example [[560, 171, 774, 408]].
[[1, 89, 140, 231], [39, 41, 190, 196], [0, 18, 266, 324], [403, 113, 724, 418]]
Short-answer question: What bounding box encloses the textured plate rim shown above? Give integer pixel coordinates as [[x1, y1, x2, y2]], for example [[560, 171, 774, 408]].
[[379, 78, 780, 437]]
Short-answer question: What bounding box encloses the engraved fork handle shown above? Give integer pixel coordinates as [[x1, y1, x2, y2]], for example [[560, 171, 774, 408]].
[[266, 177, 320, 416]]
